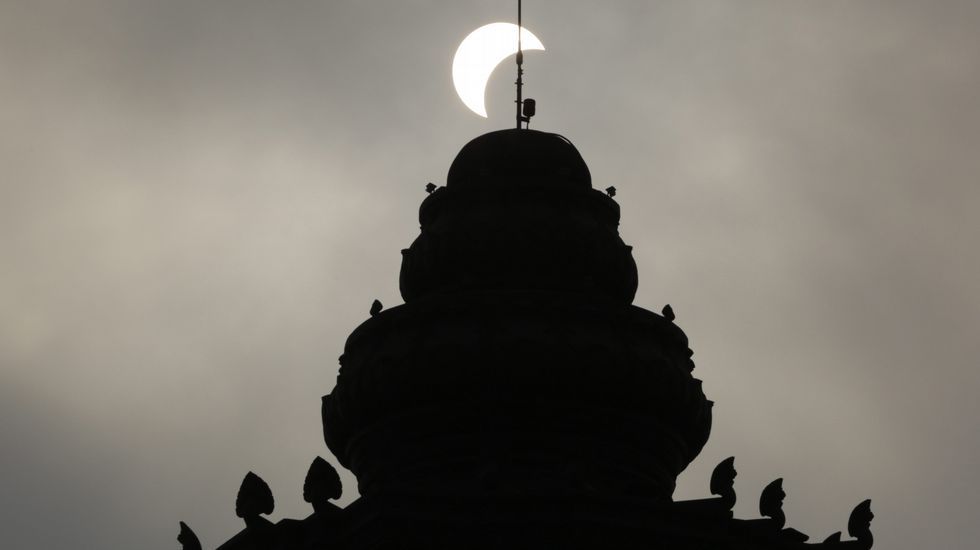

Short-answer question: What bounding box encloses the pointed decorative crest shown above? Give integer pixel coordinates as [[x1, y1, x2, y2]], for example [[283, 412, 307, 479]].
[[304, 456, 343, 507], [235, 471, 274, 520], [177, 521, 202, 550], [759, 478, 786, 528], [709, 456, 737, 506], [848, 499, 874, 547]]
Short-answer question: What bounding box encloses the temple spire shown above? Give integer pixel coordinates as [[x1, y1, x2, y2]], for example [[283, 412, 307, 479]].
[[515, 1, 536, 129], [515, 0, 524, 129]]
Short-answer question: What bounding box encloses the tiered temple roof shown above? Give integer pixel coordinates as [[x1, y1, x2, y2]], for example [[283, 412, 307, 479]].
[[179, 129, 874, 550]]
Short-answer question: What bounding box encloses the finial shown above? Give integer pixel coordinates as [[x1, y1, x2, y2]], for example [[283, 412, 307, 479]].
[[515, 0, 536, 129], [848, 499, 874, 548], [304, 456, 343, 514], [177, 521, 202, 550], [709, 456, 737, 509], [370, 299, 383, 316], [756, 478, 811, 541], [662, 304, 676, 322], [235, 471, 274, 523], [759, 478, 786, 529]]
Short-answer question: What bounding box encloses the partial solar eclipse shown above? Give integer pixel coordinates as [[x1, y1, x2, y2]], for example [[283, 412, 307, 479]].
[[452, 23, 545, 118]]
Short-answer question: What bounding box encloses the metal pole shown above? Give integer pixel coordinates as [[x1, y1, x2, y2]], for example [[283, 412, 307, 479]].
[[516, 0, 524, 129]]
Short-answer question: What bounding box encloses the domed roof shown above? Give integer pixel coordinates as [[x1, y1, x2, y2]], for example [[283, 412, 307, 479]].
[[446, 129, 592, 189]]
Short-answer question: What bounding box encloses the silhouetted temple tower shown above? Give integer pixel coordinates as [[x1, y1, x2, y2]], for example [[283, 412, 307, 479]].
[[323, 128, 711, 525], [181, 128, 875, 550]]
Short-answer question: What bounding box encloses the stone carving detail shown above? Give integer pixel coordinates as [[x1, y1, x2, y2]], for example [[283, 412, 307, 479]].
[[710, 456, 737, 509], [176, 461, 347, 550], [758, 478, 787, 529], [177, 521, 202, 550], [848, 499, 875, 549], [236, 472, 274, 523], [759, 478, 809, 542], [671, 463, 873, 549], [670, 456, 737, 519], [304, 456, 343, 513]]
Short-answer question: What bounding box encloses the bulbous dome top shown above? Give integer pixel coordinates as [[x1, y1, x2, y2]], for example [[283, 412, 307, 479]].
[[400, 127, 635, 303], [447, 129, 591, 189]]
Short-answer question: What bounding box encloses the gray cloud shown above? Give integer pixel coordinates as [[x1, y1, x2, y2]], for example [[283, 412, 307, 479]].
[[1, 1, 977, 548]]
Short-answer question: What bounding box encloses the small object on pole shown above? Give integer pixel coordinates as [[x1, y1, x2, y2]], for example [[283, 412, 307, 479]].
[[522, 98, 536, 119]]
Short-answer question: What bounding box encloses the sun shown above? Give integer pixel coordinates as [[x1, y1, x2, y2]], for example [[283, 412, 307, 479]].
[[452, 23, 545, 118]]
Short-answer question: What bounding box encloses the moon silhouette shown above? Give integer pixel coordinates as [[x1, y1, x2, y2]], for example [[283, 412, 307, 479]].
[[452, 23, 545, 118]]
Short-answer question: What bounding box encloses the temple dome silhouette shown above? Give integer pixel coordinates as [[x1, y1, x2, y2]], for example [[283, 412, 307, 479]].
[[179, 128, 876, 550], [402, 129, 637, 303], [446, 129, 591, 189]]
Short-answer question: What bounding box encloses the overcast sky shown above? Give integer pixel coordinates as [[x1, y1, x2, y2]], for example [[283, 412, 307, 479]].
[[1, 1, 978, 549]]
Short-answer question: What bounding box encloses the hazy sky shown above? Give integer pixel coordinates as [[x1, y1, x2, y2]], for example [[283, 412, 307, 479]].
[[1, 1, 978, 549]]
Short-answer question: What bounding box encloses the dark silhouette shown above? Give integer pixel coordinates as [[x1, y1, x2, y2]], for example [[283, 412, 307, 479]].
[[759, 478, 809, 542], [759, 478, 787, 528], [819, 500, 874, 548], [425, 182, 436, 194], [236, 472, 274, 522], [213, 472, 276, 550], [848, 499, 875, 548], [303, 456, 342, 513], [264, 457, 346, 550], [605, 185, 616, 197], [179, 128, 875, 548], [670, 456, 736, 518], [710, 456, 737, 507], [177, 521, 202, 550]]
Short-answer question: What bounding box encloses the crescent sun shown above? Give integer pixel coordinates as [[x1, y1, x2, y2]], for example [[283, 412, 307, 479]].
[[452, 23, 545, 118]]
